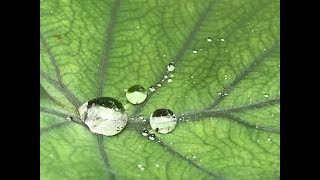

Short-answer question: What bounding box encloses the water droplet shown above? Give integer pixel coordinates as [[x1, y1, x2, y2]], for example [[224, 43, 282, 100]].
[[164, 75, 168, 79], [167, 62, 175, 72], [149, 86, 156, 92], [78, 97, 128, 136], [163, 54, 166, 57], [137, 164, 145, 170], [126, 85, 147, 105], [155, 163, 160, 167], [264, 93, 269, 98], [221, 38, 225, 41], [207, 37, 212, 42], [192, 50, 198, 54], [148, 133, 156, 140], [136, 26, 140, 29], [191, 76, 194, 79], [65, 116, 73, 121], [167, 79, 172, 83], [142, 129, 149, 136], [156, 82, 162, 87], [150, 109, 177, 134]]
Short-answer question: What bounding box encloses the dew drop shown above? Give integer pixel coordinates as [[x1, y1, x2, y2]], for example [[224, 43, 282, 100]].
[[170, 74, 174, 77], [148, 133, 156, 140], [264, 93, 269, 98], [65, 116, 73, 121], [221, 38, 225, 41], [192, 50, 198, 54], [207, 37, 212, 42], [137, 164, 145, 170], [167, 79, 172, 83], [78, 97, 128, 136], [142, 129, 149, 136], [157, 82, 162, 87], [167, 62, 175, 72], [150, 108, 177, 134], [164, 75, 168, 79], [149, 86, 156, 92], [126, 85, 147, 105]]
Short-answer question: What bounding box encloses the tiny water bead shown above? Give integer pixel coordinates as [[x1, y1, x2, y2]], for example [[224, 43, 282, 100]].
[[125, 85, 147, 105], [206, 37, 212, 42], [192, 50, 198, 54], [167, 62, 175, 72], [142, 129, 149, 136], [78, 97, 128, 136], [149, 86, 156, 92], [150, 109, 177, 134], [148, 133, 156, 140]]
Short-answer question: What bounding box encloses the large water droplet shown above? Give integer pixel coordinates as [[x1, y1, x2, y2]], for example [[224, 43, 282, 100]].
[[78, 97, 128, 136], [126, 85, 147, 104], [167, 62, 175, 72], [150, 108, 177, 134]]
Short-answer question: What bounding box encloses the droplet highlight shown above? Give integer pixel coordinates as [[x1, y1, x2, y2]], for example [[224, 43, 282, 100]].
[[78, 97, 128, 136], [126, 85, 147, 105], [150, 108, 177, 134]]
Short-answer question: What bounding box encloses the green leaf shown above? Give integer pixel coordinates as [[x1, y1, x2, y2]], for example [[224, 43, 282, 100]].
[[40, 0, 280, 179]]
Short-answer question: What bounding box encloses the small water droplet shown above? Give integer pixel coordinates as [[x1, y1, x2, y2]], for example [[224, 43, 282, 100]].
[[50, 10, 54, 14], [148, 133, 156, 140], [167, 62, 175, 72], [65, 116, 73, 121], [218, 92, 222, 95], [155, 163, 160, 167], [221, 38, 225, 41], [264, 93, 269, 98], [267, 138, 271, 141], [192, 50, 198, 54], [78, 97, 127, 136], [142, 129, 149, 136], [167, 79, 172, 83], [137, 164, 145, 170], [191, 76, 194, 79], [149, 86, 156, 92], [224, 74, 228, 79], [169, 74, 174, 77], [163, 54, 166, 57], [150, 109, 177, 134], [224, 93, 228, 96], [207, 37, 212, 42], [164, 75, 168, 79], [136, 26, 140, 29], [49, 154, 54, 158], [126, 85, 147, 105], [156, 82, 162, 87]]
